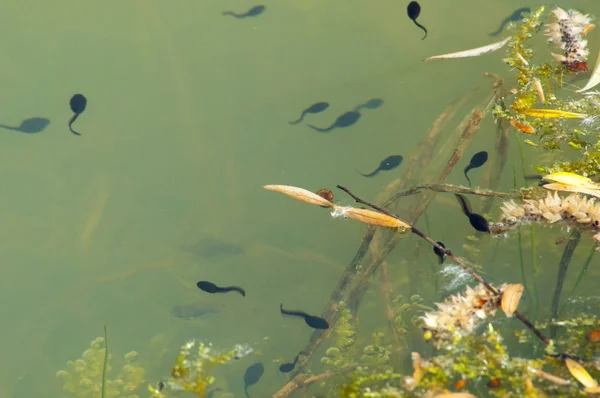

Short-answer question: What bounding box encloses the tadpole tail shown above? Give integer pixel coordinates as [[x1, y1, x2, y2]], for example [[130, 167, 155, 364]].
[[68, 114, 81, 136], [357, 168, 378, 178], [307, 123, 334, 133], [464, 165, 472, 186], [280, 303, 307, 318], [413, 20, 428, 40], [244, 386, 250, 398], [288, 113, 305, 125], [454, 193, 472, 217], [222, 11, 240, 18], [228, 286, 246, 297]]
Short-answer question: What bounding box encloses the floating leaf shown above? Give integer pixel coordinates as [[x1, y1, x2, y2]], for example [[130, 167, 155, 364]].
[[577, 51, 600, 92], [519, 109, 586, 119], [263, 185, 334, 208], [510, 119, 536, 135], [423, 37, 511, 61], [542, 172, 600, 190], [501, 284, 524, 317], [333, 206, 411, 230], [565, 358, 598, 389]]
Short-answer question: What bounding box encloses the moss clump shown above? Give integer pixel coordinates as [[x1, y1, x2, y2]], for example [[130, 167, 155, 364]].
[[56, 337, 145, 398]]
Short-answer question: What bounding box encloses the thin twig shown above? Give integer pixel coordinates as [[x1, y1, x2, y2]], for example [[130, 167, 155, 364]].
[[336, 185, 551, 346], [550, 229, 582, 338], [101, 324, 108, 398], [382, 183, 517, 208], [271, 365, 357, 398]]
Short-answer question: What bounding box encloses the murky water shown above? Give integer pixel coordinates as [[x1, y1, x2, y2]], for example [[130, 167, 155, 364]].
[[1, 0, 599, 397]]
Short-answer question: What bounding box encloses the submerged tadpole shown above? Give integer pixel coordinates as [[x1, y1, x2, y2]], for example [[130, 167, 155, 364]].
[[280, 303, 329, 329], [464, 151, 488, 186], [68, 93, 87, 136]]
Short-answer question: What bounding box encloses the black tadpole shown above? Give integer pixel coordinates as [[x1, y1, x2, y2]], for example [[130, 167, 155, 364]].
[[464, 151, 488, 187], [280, 303, 329, 329], [433, 241, 447, 265], [68, 94, 87, 136], [196, 281, 246, 296], [407, 1, 427, 40], [454, 194, 490, 233]]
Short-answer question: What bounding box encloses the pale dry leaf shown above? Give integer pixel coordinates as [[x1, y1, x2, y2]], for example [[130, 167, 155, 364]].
[[424, 37, 511, 61], [263, 185, 334, 208], [577, 51, 600, 92], [501, 283, 524, 317]]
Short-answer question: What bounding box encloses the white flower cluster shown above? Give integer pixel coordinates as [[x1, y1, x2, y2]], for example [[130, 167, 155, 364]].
[[421, 284, 502, 345], [499, 192, 600, 248]]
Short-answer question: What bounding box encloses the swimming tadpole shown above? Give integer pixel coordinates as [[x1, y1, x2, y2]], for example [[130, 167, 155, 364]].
[[489, 7, 531, 37], [223, 5, 265, 19], [454, 193, 490, 233], [354, 98, 384, 112], [243, 362, 264, 398], [280, 303, 329, 329], [358, 155, 403, 177], [279, 351, 308, 373], [68, 94, 87, 136], [464, 151, 488, 187], [433, 241, 447, 265], [407, 1, 427, 40], [289, 102, 329, 125], [307, 111, 361, 133], [196, 281, 246, 297]]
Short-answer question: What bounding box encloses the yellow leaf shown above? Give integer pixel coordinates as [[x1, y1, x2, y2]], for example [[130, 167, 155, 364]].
[[542, 172, 600, 190], [565, 358, 598, 388], [332, 206, 411, 230], [520, 109, 586, 119], [263, 185, 334, 208]]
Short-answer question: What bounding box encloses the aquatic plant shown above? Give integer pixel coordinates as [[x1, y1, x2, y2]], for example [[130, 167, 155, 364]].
[[56, 336, 145, 398], [148, 340, 253, 397]]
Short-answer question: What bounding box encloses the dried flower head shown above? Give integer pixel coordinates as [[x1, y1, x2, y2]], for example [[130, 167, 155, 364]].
[[495, 192, 600, 249], [545, 7, 592, 72], [421, 284, 503, 346]]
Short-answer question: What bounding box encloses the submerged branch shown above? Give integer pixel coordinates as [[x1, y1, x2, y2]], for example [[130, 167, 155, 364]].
[[382, 183, 518, 208], [272, 365, 357, 398], [336, 185, 551, 346], [550, 229, 582, 338]]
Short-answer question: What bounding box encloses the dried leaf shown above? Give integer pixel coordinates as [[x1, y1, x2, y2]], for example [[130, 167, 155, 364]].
[[542, 183, 600, 199], [531, 368, 571, 386], [533, 77, 545, 103], [543, 172, 600, 190], [424, 37, 511, 61], [411, 352, 424, 385], [577, 51, 600, 92], [585, 386, 600, 393], [332, 206, 410, 230], [510, 119, 536, 135], [584, 24, 596, 37], [263, 185, 334, 208], [565, 358, 598, 388], [501, 283, 524, 317], [520, 109, 586, 119]]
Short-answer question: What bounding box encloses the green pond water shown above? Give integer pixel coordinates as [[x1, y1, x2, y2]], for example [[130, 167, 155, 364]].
[[0, 0, 599, 397]]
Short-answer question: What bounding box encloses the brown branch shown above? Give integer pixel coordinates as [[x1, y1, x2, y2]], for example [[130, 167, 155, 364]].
[[336, 185, 551, 346], [382, 183, 517, 208], [272, 365, 357, 398]]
